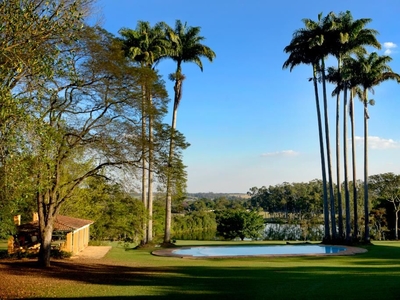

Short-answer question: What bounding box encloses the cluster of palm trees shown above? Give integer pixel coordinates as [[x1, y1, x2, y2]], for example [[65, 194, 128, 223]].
[[118, 20, 215, 244], [283, 11, 400, 243]]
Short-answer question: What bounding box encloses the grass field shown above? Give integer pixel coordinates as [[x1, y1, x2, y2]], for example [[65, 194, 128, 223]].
[[0, 240, 7, 250], [1, 240, 400, 299]]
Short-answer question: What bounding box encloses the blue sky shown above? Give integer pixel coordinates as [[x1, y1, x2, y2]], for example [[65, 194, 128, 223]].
[[97, 0, 400, 193]]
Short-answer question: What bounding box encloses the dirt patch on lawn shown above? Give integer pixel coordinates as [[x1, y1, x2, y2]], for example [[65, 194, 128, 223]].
[[71, 246, 112, 259]]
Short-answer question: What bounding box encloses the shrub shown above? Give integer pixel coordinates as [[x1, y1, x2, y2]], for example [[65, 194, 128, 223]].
[[0, 250, 10, 259], [50, 249, 72, 259], [216, 209, 265, 241]]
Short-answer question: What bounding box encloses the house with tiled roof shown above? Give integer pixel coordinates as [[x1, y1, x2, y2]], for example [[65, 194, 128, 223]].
[[14, 213, 94, 255]]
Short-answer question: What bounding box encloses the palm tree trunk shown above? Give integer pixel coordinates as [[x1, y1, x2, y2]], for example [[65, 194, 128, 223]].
[[335, 87, 343, 238], [141, 85, 148, 244], [363, 93, 370, 242], [313, 64, 330, 241], [147, 95, 154, 243], [350, 89, 358, 240], [343, 85, 351, 242], [321, 59, 337, 239], [164, 77, 181, 244]]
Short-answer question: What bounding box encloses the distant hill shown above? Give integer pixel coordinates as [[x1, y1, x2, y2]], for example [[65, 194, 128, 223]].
[[130, 192, 251, 201], [187, 192, 250, 200]]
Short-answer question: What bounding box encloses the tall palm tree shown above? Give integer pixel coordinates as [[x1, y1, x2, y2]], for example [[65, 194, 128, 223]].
[[163, 20, 216, 243], [348, 71, 362, 239], [352, 52, 400, 242], [326, 11, 380, 239], [345, 57, 365, 240], [119, 21, 168, 243], [326, 65, 348, 238], [283, 15, 331, 241], [327, 58, 361, 241], [342, 58, 362, 242], [301, 12, 338, 239], [349, 85, 359, 239], [337, 55, 364, 239]]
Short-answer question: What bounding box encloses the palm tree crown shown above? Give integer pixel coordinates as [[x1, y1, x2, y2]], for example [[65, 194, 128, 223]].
[[166, 20, 216, 74], [354, 52, 400, 96], [119, 21, 168, 68], [328, 11, 380, 60]]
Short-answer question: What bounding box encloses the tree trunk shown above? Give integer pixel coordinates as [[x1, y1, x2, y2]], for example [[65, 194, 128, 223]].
[[350, 89, 358, 239], [321, 59, 336, 239], [312, 64, 330, 241], [147, 95, 154, 243], [164, 108, 177, 243], [38, 223, 53, 268], [395, 210, 399, 240], [164, 76, 181, 244], [141, 85, 148, 244], [343, 85, 351, 242], [335, 85, 343, 238], [363, 94, 370, 242], [37, 191, 56, 268]]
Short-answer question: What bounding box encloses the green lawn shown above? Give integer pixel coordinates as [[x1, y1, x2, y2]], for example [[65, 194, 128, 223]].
[[0, 240, 7, 251], [2, 240, 400, 299]]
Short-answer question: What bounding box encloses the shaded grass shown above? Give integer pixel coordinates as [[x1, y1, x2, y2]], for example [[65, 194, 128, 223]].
[[1, 240, 400, 299]]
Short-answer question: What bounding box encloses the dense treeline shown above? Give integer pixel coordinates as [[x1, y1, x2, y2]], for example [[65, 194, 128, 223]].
[[187, 193, 248, 201], [248, 173, 400, 240], [174, 174, 400, 241]]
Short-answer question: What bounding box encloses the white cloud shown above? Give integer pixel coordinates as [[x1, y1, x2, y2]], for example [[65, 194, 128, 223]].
[[261, 150, 300, 157], [355, 136, 400, 149], [383, 42, 397, 55]]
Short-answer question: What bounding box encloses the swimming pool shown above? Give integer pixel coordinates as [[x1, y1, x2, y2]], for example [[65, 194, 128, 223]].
[[173, 245, 346, 257], [152, 244, 367, 258]]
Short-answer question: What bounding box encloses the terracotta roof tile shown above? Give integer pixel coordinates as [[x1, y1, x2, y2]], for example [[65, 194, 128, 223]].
[[54, 215, 94, 231], [18, 215, 94, 232]]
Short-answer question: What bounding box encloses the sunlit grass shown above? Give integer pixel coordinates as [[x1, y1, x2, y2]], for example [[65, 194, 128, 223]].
[[0, 240, 7, 250]]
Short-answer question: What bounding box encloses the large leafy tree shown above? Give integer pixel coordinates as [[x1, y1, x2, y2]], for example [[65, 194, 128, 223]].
[[352, 52, 400, 242], [369, 173, 400, 240], [0, 0, 93, 241], [22, 26, 148, 267], [62, 177, 146, 242], [163, 20, 216, 243]]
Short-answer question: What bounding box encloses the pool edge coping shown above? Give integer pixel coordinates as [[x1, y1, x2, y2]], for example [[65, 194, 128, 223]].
[[151, 244, 368, 258]]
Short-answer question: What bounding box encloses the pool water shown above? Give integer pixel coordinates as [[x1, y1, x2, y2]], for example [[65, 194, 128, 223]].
[[173, 245, 347, 257]]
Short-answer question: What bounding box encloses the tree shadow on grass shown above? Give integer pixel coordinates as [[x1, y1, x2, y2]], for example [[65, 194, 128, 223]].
[[1, 245, 400, 299]]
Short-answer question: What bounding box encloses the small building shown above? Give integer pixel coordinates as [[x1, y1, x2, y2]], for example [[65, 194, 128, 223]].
[[13, 213, 94, 255], [52, 215, 94, 254]]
